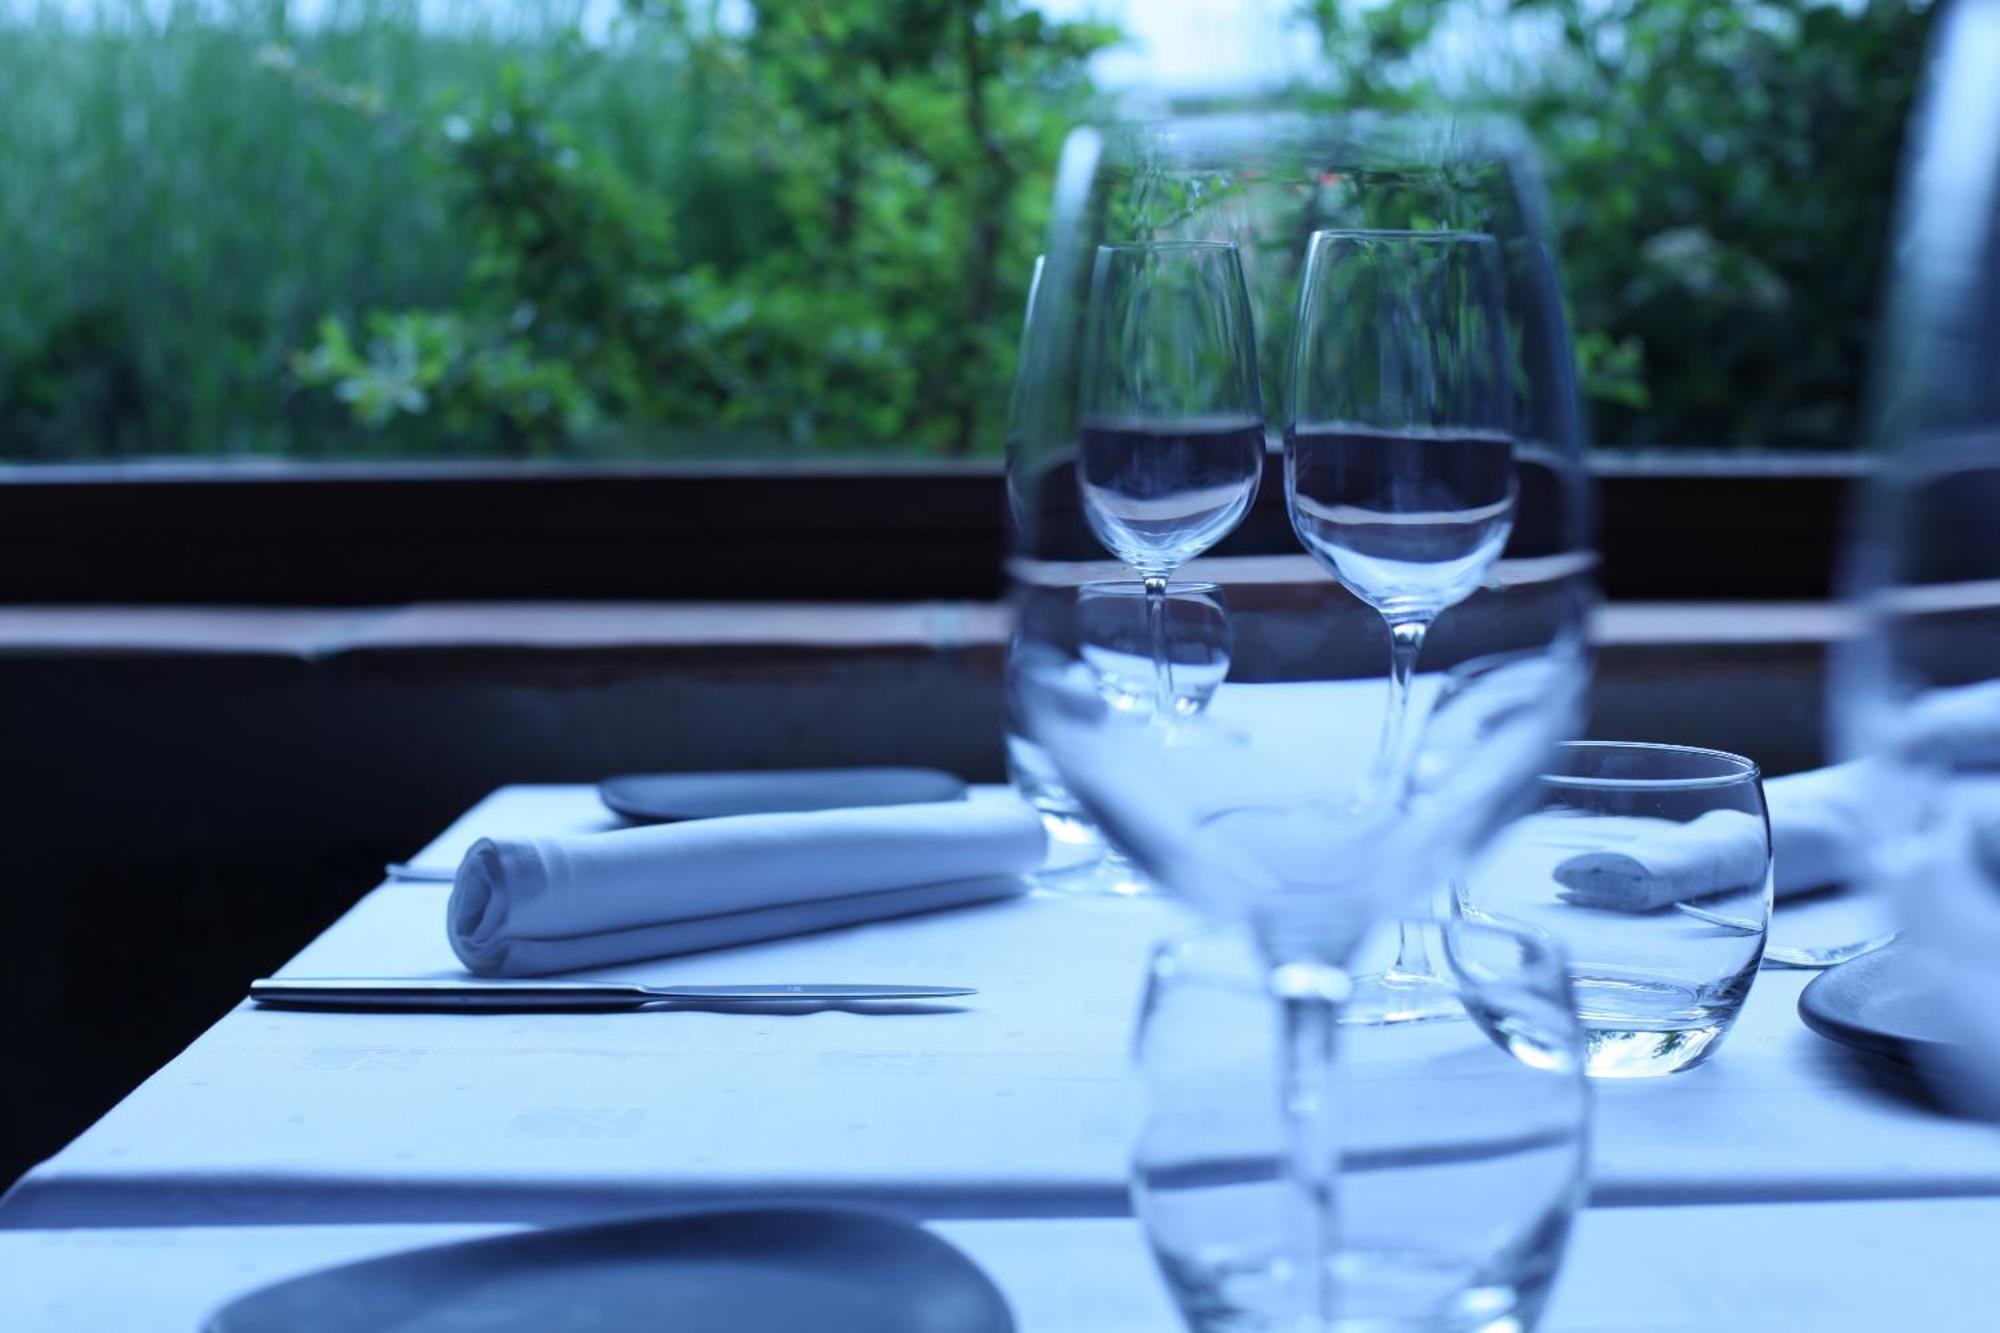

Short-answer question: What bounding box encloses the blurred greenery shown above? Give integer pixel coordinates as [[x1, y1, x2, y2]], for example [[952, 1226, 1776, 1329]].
[[0, 0, 1113, 459], [1301, 0, 1939, 449], [0, 0, 1940, 459]]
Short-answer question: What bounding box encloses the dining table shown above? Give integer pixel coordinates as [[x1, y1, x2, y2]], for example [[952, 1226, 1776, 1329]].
[[3, 783, 1997, 1329]]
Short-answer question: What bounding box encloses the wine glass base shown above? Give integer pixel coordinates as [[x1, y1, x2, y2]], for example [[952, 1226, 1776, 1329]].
[[1025, 810, 1156, 896], [1155, 1240, 1551, 1333], [1340, 970, 1465, 1025], [1031, 853, 1155, 897]]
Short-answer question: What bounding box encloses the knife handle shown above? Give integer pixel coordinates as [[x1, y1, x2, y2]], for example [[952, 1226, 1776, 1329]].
[[248, 978, 648, 1011]]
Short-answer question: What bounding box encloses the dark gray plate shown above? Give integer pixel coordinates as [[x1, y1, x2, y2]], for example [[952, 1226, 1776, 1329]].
[[600, 768, 966, 824], [1799, 943, 1958, 1064], [203, 1207, 1014, 1333]]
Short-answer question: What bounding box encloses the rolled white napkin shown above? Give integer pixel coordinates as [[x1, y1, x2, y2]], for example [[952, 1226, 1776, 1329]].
[[448, 798, 1047, 976], [1553, 809, 1769, 912], [1552, 763, 1870, 913], [1763, 762, 1873, 892]]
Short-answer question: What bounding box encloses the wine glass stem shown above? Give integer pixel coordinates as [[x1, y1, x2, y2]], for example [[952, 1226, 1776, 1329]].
[[1386, 885, 1450, 985], [1273, 961, 1350, 1330], [1373, 617, 1433, 987], [1370, 615, 1430, 799], [1144, 574, 1175, 718], [1386, 918, 1433, 984]]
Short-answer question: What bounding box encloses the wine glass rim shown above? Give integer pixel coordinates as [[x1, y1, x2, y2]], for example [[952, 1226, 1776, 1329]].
[[1092, 108, 1541, 161], [1309, 227, 1498, 245], [1542, 739, 1761, 789], [1094, 239, 1242, 254]]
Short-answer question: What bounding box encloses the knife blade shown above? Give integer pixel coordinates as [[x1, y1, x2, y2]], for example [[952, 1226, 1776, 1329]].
[[249, 977, 975, 1011]]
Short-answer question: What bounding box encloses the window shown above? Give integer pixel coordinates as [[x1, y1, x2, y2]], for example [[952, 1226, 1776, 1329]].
[[0, 0, 1935, 467]]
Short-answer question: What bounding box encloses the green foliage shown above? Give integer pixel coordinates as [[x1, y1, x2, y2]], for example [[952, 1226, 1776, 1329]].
[[0, 0, 1940, 458], [292, 0, 1117, 456], [1303, 0, 1939, 449], [0, 0, 1112, 459]]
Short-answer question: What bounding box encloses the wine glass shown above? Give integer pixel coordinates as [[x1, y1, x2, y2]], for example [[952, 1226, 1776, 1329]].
[[1287, 229, 1515, 791], [1831, 0, 2000, 1113], [1008, 253, 1155, 895], [1078, 240, 1265, 715], [1008, 113, 1595, 1328], [1286, 229, 1517, 1017]]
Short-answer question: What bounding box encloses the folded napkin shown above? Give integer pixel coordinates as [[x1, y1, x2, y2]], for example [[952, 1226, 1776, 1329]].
[[1904, 679, 2000, 768], [1552, 762, 1869, 913], [448, 798, 1047, 976]]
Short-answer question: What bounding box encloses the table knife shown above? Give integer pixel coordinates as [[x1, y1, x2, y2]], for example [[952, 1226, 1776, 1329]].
[[249, 977, 975, 1011]]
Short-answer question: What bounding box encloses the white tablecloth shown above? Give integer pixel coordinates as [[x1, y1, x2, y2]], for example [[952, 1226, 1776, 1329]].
[[5, 785, 1999, 1228], [2, 1201, 1996, 1332]]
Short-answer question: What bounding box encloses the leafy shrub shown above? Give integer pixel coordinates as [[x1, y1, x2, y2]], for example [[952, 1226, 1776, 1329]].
[[1303, 0, 1939, 449], [0, 0, 1942, 458], [283, 0, 1116, 457]]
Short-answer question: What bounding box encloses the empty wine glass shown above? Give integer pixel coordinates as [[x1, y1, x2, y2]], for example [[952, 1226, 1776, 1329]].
[[1287, 229, 1516, 796], [1009, 113, 1594, 1330], [1079, 241, 1265, 715], [1008, 253, 1155, 896], [1287, 229, 1517, 1019]]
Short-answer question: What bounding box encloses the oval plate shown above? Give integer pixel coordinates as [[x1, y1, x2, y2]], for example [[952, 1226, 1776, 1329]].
[[1799, 943, 1958, 1064], [203, 1207, 1014, 1333], [599, 768, 967, 825]]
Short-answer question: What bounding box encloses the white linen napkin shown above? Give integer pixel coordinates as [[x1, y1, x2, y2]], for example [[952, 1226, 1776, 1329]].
[[1552, 762, 1870, 912], [448, 798, 1047, 976]]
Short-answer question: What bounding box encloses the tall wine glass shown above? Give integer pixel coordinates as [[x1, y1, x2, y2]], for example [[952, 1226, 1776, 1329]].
[[1078, 241, 1265, 715], [1286, 229, 1516, 1015], [1287, 230, 1514, 794], [1008, 114, 1595, 1328], [1832, 0, 2000, 1113]]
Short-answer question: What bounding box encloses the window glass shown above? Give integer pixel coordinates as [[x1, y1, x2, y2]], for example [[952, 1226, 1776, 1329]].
[[0, 0, 1935, 462]]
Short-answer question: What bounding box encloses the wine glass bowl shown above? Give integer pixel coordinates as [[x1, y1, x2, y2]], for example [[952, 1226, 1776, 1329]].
[[1285, 231, 1516, 626], [1078, 242, 1268, 580]]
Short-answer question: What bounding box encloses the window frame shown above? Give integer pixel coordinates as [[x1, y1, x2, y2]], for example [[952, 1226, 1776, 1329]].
[[0, 453, 1860, 604]]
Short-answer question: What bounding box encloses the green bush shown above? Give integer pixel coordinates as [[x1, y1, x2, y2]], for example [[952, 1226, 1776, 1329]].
[[0, 0, 1941, 459], [0, 0, 1112, 459], [0, 0, 521, 459], [1303, 0, 1939, 449]]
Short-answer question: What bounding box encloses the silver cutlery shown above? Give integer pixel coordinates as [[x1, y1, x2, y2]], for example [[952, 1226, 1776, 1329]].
[[1760, 931, 1903, 970], [250, 977, 976, 1011], [1672, 902, 1901, 969], [384, 863, 456, 883]]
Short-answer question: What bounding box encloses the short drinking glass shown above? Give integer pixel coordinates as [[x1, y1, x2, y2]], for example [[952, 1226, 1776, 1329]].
[[1456, 741, 1772, 1078]]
